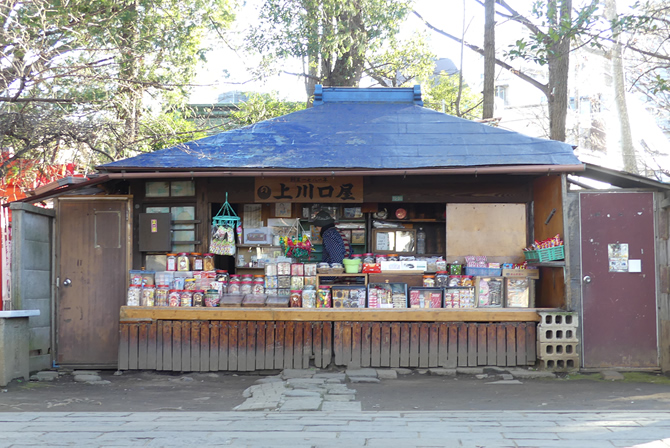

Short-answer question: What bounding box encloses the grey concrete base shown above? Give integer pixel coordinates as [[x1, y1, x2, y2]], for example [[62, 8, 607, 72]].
[[0, 315, 34, 387]]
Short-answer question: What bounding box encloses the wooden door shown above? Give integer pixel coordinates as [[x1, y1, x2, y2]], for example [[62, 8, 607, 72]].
[[580, 191, 658, 368], [57, 197, 130, 367]]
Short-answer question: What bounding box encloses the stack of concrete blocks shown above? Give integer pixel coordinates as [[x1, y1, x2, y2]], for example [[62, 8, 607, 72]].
[[537, 311, 579, 371]]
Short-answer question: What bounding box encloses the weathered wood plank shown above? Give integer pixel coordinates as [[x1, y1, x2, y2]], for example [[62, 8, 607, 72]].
[[380, 323, 391, 367], [467, 324, 477, 367], [246, 321, 256, 372], [138, 323, 148, 370], [497, 324, 507, 367], [361, 322, 372, 368], [506, 323, 517, 366], [274, 321, 284, 369], [181, 321, 191, 372], [219, 321, 229, 371], [190, 321, 200, 372], [342, 323, 352, 367], [429, 323, 439, 368], [210, 322, 219, 371], [389, 323, 400, 368], [228, 322, 238, 371], [147, 322, 157, 370], [172, 321, 182, 372], [419, 323, 429, 368], [237, 321, 247, 371], [155, 320, 163, 370], [313, 322, 323, 368], [199, 321, 210, 372], [351, 322, 362, 368], [293, 321, 304, 369], [284, 321, 295, 369], [457, 323, 468, 367], [527, 323, 537, 364], [118, 324, 129, 370], [322, 322, 332, 367], [128, 324, 139, 370], [256, 321, 266, 370], [477, 324, 487, 366], [370, 323, 381, 367], [437, 323, 448, 367], [302, 322, 312, 369], [516, 322, 527, 366], [409, 323, 420, 367], [446, 324, 458, 368], [334, 322, 343, 366], [162, 321, 172, 371], [400, 322, 410, 367], [486, 324, 497, 366], [265, 321, 275, 369]]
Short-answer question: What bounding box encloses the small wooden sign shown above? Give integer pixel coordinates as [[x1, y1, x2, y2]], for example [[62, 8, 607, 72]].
[[255, 176, 363, 203]]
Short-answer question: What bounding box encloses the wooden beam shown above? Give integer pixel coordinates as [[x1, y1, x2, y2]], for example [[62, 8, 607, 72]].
[[120, 307, 543, 322]]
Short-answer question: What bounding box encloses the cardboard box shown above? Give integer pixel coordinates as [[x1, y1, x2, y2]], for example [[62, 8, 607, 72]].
[[380, 261, 427, 272], [502, 269, 540, 279]]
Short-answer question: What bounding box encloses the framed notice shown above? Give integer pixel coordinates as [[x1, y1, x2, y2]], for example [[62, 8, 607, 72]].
[[274, 202, 292, 218]]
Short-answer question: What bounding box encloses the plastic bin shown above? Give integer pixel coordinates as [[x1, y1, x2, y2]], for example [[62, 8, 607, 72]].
[[523, 245, 565, 262]]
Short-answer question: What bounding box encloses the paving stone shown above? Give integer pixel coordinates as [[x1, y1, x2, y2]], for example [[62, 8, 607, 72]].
[[349, 377, 381, 384], [346, 368, 378, 378], [284, 390, 322, 398], [242, 386, 258, 398], [394, 368, 412, 375], [278, 397, 322, 411], [286, 378, 325, 386], [500, 374, 514, 380], [416, 369, 428, 374], [428, 368, 456, 376], [483, 366, 509, 374], [323, 394, 355, 402], [325, 387, 357, 395], [35, 371, 59, 382], [376, 369, 398, 380], [485, 380, 523, 385], [456, 367, 485, 375], [113, 371, 123, 376], [71, 370, 100, 376], [321, 401, 362, 411], [281, 369, 315, 379], [234, 400, 278, 411], [506, 369, 556, 379], [73, 374, 102, 382], [86, 380, 111, 385], [313, 373, 346, 381], [325, 378, 344, 384], [475, 374, 489, 379], [601, 370, 625, 381]]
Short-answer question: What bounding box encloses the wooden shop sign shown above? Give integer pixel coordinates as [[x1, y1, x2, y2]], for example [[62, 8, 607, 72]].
[[255, 176, 363, 203]]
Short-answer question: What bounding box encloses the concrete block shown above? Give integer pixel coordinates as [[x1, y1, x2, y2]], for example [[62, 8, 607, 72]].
[[429, 368, 457, 376], [539, 356, 579, 372], [538, 311, 579, 327], [281, 369, 315, 379], [485, 380, 523, 385], [0, 316, 31, 387], [346, 368, 378, 378], [394, 368, 412, 375], [506, 368, 556, 379], [538, 326, 579, 343], [313, 372, 346, 381], [538, 342, 579, 358], [321, 401, 362, 411], [284, 390, 322, 398], [255, 376, 283, 384], [278, 397, 322, 411], [349, 377, 380, 384], [29, 354, 52, 373], [22, 241, 51, 271], [376, 369, 398, 380], [74, 374, 102, 382], [35, 371, 59, 381], [456, 367, 485, 375], [323, 394, 355, 402]]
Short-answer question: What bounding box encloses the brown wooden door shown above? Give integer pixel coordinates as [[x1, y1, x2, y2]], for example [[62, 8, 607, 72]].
[[57, 198, 129, 367], [580, 191, 658, 368]]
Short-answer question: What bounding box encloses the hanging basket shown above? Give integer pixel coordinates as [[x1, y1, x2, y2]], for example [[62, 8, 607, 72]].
[[210, 193, 241, 256], [280, 219, 312, 259]]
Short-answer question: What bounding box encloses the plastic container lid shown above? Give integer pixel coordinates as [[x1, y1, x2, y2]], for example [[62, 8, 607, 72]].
[[318, 285, 331, 289]]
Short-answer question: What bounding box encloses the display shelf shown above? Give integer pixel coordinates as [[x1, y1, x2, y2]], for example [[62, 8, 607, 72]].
[[382, 219, 446, 223], [237, 244, 280, 248], [317, 273, 368, 285], [526, 261, 566, 268]]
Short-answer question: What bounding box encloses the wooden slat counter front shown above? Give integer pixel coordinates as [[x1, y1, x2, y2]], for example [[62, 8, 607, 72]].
[[118, 307, 543, 372]]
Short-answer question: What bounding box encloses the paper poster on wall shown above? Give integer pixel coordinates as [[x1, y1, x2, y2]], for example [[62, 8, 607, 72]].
[[376, 232, 390, 251], [608, 243, 629, 272]]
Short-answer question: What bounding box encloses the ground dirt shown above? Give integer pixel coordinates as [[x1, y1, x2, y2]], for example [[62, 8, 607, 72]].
[[1, 369, 669, 412]]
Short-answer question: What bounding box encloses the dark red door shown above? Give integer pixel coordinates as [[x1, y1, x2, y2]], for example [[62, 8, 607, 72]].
[[580, 191, 657, 368]]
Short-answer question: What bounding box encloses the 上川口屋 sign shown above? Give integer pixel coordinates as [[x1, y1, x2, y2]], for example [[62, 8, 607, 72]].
[[255, 176, 363, 203]]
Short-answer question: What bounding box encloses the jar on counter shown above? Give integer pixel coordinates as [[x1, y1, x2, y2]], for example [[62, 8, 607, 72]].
[[290, 290, 302, 307], [277, 262, 291, 276], [290, 276, 304, 290], [375, 254, 387, 264], [205, 289, 220, 307], [215, 270, 229, 283], [228, 280, 241, 294], [168, 289, 181, 307], [141, 286, 155, 306], [190, 253, 203, 271], [192, 290, 205, 307], [363, 253, 375, 264], [166, 253, 178, 271], [423, 275, 436, 287], [203, 253, 215, 271], [241, 274, 253, 282], [177, 253, 190, 271], [184, 278, 196, 291], [240, 281, 253, 295], [229, 274, 241, 283], [435, 271, 450, 288], [304, 263, 318, 276], [180, 290, 193, 307], [302, 287, 316, 308], [127, 286, 141, 306], [387, 254, 399, 262], [291, 263, 304, 276], [155, 285, 170, 306], [436, 259, 447, 272], [317, 285, 332, 308], [252, 279, 265, 295]]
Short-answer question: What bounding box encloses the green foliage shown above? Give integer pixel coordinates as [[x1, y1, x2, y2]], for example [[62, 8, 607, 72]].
[[229, 92, 306, 128], [366, 33, 436, 87], [421, 73, 483, 120]]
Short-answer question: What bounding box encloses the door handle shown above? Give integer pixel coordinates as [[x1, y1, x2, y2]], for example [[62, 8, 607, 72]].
[[583, 276, 592, 284], [63, 278, 72, 286]]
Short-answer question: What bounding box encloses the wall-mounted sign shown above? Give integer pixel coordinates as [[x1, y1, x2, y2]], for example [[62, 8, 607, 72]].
[[255, 176, 363, 203], [608, 243, 629, 272]]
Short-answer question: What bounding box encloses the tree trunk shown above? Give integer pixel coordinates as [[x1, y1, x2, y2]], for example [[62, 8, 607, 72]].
[[606, 0, 638, 174], [547, 0, 571, 142], [482, 0, 495, 119]]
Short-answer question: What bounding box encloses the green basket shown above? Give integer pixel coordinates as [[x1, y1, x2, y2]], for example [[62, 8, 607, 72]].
[[523, 245, 565, 263]]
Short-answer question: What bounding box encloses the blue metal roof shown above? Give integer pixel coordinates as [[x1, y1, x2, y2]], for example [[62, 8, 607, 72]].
[[100, 86, 581, 171]]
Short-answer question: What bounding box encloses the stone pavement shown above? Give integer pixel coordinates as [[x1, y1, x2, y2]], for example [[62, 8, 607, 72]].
[[1, 410, 670, 447]]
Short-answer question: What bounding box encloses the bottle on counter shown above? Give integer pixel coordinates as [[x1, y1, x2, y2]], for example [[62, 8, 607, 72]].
[[417, 227, 426, 255]]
